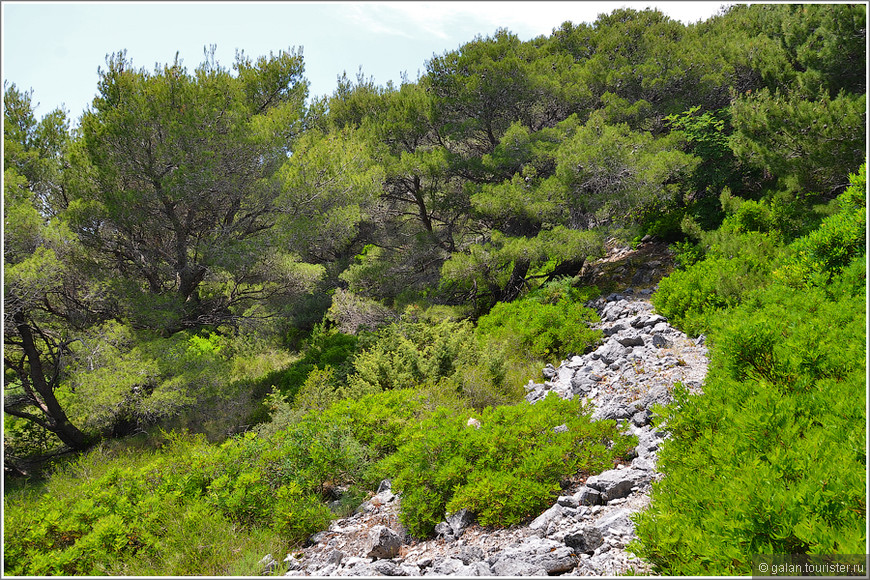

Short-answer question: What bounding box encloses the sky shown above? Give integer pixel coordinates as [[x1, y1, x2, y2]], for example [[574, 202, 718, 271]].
[[2, 1, 731, 122]]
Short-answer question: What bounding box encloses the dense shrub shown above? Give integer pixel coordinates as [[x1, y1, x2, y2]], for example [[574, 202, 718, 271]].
[[379, 394, 636, 537], [2, 418, 377, 576], [652, 255, 749, 336], [633, 281, 865, 574], [669, 239, 704, 270], [652, 228, 782, 335], [475, 295, 601, 362], [325, 287, 399, 335], [776, 164, 866, 288], [3, 434, 287, 576], [348, 318, 475, 392], [635, 166, 867, 574], [265, 324, 359, 399]]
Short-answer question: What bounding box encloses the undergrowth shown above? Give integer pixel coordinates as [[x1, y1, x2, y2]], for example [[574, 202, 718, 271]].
[[633, 165, 866, 574]]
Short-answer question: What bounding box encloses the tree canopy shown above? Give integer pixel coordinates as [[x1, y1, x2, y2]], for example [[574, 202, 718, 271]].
[[3, 1, 866, 464]]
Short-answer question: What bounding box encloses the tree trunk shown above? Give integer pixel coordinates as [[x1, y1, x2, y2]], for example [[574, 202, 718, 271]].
[[543, 258, 586, 284], [499, 258, 531, 304], [11, 312, 92, 450]]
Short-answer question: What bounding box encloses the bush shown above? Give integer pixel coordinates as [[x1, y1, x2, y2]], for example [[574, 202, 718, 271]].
[[652, 228, 782, 335], [632, 281, 866, 575], [669, 240, 704, 270], [346, 311, 570, 411], [448, 346, 535, 409], [380, 395, 636, 538], [639, 207, 686, 242], [651, 256, 745, 335], [325, 288, 398, 334], [3, 418, 379, 576], [347, 318, 476, 393], [264, 323, 359, 400], [776, 164, 866, 288], [476, 296, 601, 362], [3, 433, 287, 576]]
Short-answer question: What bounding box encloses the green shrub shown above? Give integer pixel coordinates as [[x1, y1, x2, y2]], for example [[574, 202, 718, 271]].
[[652, 256, 744, 335], [264, 324, 359, 399], [447, 470, 557, 527], [527, 276, 600, 305], [475, 296, 601, 362], [776, 164, 866, 288], [448, 345, 534, 409], [381, 394, 636, 538], [823, 254, 866, 300], [347, 318, 476, 393], [653, 227, 783, 335], [670, 239, 704, 270], [261, 365, 383, 434], [271, 482, 334, 544], [325, 287, 399, 334], [719, 194, 775, 235], [2, 421, 375, 576], [640, 207, 686, 242], [3, 433, 274, 576], [318, 388, 441, 459], [632, 282, 866, 575]]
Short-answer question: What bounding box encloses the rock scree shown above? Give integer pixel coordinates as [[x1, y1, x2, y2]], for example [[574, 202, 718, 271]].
[[279, 284, 708, 577]]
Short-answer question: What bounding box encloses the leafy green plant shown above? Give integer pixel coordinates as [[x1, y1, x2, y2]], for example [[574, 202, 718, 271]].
[[633, 280, 866, 575], [263, 323, 359, 400], [3, 420, 375, 576], [347, 318, 476, 393], [670, 240, 704, 270], [475, 295, 601, 362], [776, 164, 866, 288], [381, 394, 636, 537]]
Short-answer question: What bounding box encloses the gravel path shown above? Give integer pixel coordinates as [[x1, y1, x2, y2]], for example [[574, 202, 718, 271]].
[[276, 287, 709, 577]]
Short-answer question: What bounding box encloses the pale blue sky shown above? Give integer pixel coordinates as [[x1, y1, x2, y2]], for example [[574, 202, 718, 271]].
[[2, 1, 728, 122]]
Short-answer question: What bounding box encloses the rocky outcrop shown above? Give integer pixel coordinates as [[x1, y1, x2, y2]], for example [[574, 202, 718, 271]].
[[279, 285, 708, 577]]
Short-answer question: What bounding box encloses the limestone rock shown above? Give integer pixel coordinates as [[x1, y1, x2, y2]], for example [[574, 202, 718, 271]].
[[365, 525, 402, 559], [585, 469, 651, 503]]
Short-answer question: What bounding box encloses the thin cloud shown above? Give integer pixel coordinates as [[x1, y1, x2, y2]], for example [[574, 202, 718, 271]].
[[341, 2, 728, 44]]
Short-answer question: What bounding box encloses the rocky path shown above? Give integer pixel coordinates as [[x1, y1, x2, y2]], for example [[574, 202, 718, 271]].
[[273, 285, 708, 577]]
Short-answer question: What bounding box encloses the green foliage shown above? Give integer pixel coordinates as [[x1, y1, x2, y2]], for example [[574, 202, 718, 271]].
[[274, 126, 384, 263], [666, 106, 740, 204], [439, 223, 603, 309], [652, 256, 743, 335], [528, 276, 600, 305], [718, 191, 776, 234], [264, 323, 359, 399], [69, 48, 314, 332], [476, 295, 601, 362], [347, 318, 475, 393], [669, 240, 704, 270], [633, 281, 866, 574], [639, 207, 687, 242], [5, 7, 868, 576], [319, 389, 434, 458], [3, 83, 70, 215], [3, 407, 57, 458], [553, 111, 698, 226], [55, 323, 278, 441], [636, 165, 867, 574], [776, 165, 866, 288], [653, 188, 788, 335], [382, 395, 636, 537], [345, 290, 600, 411], [729, 88, 866, 198], [447, 470, 557, 528], [4, 416, 377, 576], [3, 433, 288, 576], [325, 288, 398, 335]]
